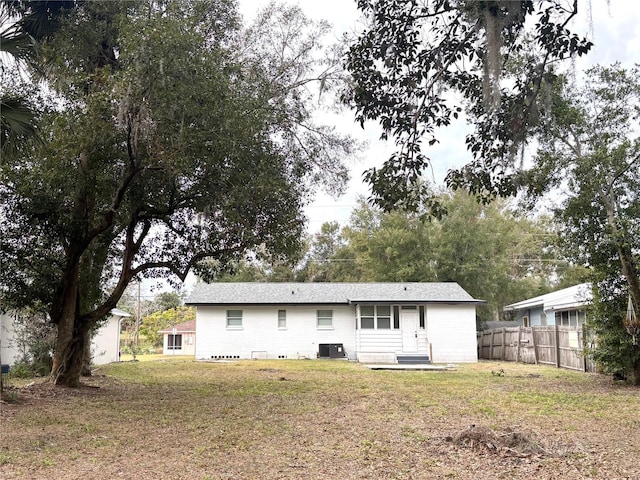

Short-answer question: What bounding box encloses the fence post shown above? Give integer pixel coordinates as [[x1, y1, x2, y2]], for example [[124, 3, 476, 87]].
[[491, 330, 498, 360], [530, 326, 538, 365], [554, 324, 560, 368], [580, 328, 587, 372], [501, 328, 506, 361], [516, 326, 522, 363]]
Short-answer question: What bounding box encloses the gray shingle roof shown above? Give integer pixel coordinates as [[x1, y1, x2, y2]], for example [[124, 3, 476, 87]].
[[185, 282, 484, 305]]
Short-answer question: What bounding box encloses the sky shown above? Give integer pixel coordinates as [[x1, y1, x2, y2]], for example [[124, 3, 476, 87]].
[[239, 0, 640, 233]]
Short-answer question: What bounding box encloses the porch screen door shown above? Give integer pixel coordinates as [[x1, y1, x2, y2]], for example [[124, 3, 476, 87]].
[[401, 310, 419, 353]]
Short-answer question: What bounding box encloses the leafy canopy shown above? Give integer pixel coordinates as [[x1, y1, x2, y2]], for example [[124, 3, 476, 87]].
[[0, 0, 355, 385], [345, 0, 592, 211], [296, 190, 557, 326], [140, 306, 195, 348], [524, 63, 640, 380]]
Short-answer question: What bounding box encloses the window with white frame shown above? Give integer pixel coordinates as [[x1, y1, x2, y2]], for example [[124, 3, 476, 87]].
[[359, 305, 392, 329], [556, 311, 570, 326], [316, 309, 333, 328], [578, 310, 586, 326], [555, 310, 586, 327], [377, 305, 391, 329], [278, 309, 286, 328], [360, 305, 375, 329], [168, 334, 182, 350], [226, 310, 243, 328]]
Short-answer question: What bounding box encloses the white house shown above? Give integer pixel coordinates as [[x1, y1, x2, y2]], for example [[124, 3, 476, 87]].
[[503, 283, 592, 328], [186, 282, 484, 364], [0, 308, 130, 367], [91, 308, 131, 365], [0, 312, 21, 366], [158, 320, 196, 356]]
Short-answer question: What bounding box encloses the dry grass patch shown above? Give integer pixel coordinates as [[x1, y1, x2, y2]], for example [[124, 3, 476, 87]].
[[1, 360, 639, 479]]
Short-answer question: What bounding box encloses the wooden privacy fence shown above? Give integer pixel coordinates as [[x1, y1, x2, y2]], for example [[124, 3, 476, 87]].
[[477, 326, 596, 373]]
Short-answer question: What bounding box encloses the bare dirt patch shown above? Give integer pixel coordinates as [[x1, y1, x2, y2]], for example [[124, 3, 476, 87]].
[[449, 424, 548, 457]]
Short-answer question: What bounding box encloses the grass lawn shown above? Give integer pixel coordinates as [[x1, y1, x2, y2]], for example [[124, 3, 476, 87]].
[[1, 359, 639, 479]]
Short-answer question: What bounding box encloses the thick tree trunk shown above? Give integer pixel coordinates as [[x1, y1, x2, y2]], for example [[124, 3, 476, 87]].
[[633, 357, 640, 387], [51, 265, 79, 385], [51, 318, 91, 387], [601, 191, 640, 308], [81, 329, 93, 377], [50, 265, 91, 387]]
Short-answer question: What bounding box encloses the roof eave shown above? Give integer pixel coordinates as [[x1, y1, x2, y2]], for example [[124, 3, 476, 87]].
[[186, 299, 486, 306]]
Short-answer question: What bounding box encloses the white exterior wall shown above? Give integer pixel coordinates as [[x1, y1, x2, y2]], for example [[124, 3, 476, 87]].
[[195, 305, 357, 360], [357, 330, 403, 353], [0, 312, 21, 366], [356, 329, 429, 355], [1, 312, 123, 367], [426, 304, 478, 363], [91, 316, 122, 365]]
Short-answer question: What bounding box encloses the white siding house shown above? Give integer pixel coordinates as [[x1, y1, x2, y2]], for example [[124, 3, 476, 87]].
[[0, 309, 129, 367], [187, 282, 483, 364], [425, 304, 478, 363], [0, 312, 21, 366], [91, 308, 130, 365]]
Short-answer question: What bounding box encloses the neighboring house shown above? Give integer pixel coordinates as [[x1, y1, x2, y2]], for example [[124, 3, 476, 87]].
[[186, 282, 484, 364], [92, 308, 131, 365], [158, 320, 196, 356], [0, 309, 130, 367], [503, 283, 592, 328], [0, 312, 21, 366]]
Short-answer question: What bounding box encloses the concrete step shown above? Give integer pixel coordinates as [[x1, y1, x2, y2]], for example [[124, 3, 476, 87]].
[[396, 354, 430, 364]]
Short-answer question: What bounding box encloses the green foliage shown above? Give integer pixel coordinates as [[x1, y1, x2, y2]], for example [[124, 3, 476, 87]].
[[0, 12, 37, 155], [0, 1, 354, 386], [140, 306, 195, 348], [0, 93, 38, 154], [586, 278, 640, 379], [154, 292, 183, 312], [435, 191, 555, 324], [345, 0, 593, 211], [299, 190, 556, 324], [297, 222, 347, 282], [525, 63, 640, 381], [8, 360, 41, 379], [9, 310, 56, 377]]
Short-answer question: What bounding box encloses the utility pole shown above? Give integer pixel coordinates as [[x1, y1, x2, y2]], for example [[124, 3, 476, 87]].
[[136, 281, 141, 350]]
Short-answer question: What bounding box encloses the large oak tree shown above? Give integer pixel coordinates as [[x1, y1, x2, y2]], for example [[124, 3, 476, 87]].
[[526, 64, 640, 382], [0, 0, 354, 386]]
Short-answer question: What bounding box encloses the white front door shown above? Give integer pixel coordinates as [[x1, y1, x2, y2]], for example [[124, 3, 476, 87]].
[[401, 310, 419, 353]]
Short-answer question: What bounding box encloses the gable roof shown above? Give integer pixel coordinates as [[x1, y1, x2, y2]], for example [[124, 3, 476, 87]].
[[158, 320, 196, 334], [186, 282, 484, 306], [503, 283, 592, 313]]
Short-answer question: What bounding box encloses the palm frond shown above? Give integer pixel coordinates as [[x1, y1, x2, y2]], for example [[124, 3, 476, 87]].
[[1, 94, 38, 155]]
